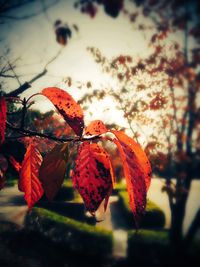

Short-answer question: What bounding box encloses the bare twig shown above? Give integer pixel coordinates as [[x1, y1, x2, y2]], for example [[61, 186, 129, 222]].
[[5, 48, 63, 97], [7, 60, 21, 86], [6, 122, 101, 143]]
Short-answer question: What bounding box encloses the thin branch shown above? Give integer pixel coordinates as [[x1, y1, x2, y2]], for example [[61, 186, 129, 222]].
[[5, 48, 63, 97], [6, 122, 101, 143], [7, 60, 21, 86], [170, 86, 179, 132], [0, 73, 17, 78], [44, 48, 63, 69], [5, 82, 31, 97], [180, 110, 188, 136], [28, 69, 47, 84]]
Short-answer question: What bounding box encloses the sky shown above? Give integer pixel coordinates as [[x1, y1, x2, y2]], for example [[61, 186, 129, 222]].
[[0, 1, 147, 113], [0, 0, 184, 142]]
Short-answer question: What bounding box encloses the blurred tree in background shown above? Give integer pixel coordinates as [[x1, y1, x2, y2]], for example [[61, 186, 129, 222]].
[[73, 0, 200, 247]]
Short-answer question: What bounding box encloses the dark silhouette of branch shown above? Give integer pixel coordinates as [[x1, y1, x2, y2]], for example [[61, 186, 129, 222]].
[[7, 60, 21, 86], [184, 209, 200, 248], [170, 86, 179, 132], [5, 82, 31, 97], [0, 73, 17, 78]]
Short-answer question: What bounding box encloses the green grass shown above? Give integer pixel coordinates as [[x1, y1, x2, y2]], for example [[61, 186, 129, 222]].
[[5, 178, 18, 187], [54, 178, 75, 201], [63, 179, 73, 187], [128, 229, 168, 244], [118, 191, 165, 228], [25, 207, 113, 258], [127, 229, 169, 264], [112, 180, 126, 193], [29, 207, 110, 236]]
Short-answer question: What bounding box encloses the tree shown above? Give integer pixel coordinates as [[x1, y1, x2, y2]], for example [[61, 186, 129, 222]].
[[128, 0, 200, 248], [74, 0, 200, 248]]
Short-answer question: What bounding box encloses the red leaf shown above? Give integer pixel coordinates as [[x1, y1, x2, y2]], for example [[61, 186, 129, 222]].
[[0, 97, 7, 145], [72, 142, 113, 213], [0, 154, 8, 190], [41, 87, 84, 136], [9, 156, 21, 172], [112, 130, 151, 225], [84, 120, 108, 136], [39, 143, 68, 200], [19, 144, 43, 208]]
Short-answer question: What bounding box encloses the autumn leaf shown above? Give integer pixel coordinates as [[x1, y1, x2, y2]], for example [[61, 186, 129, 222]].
[[41, 87, 84, 136], [54, 20, 72, 46], [112, 130, 151, 225], [19, 144, 43, 208], [72, 142, 114, 213], [39, 143, 68, 201], [0, 97, 7, 145], [84, 120, 108, 136]]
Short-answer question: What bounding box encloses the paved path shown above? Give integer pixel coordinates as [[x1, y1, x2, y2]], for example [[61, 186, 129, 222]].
[[96, 196, 128, 258], [0, 185, 27, 226]]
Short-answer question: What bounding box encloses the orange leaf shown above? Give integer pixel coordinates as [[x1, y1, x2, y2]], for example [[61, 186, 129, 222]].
[[84, 120, 108, 136], [112, 130, 151, 225], [19, 144, 43, 208], [0, 97, 7, 145], [41, 87, 84, 136], [72, 142, 113, 213], [39, 143, 68, 200]]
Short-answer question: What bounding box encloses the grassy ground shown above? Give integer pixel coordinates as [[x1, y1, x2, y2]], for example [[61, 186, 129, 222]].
[[25, 207, 113, 259], [128, 229, 200, 267], [118, 190, 166, 228]]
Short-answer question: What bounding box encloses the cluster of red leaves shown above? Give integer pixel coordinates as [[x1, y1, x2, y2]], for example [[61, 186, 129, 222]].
[[149, 93, 168, 110], [80, 2, 98, 18], [54, 20, 72, 46], [75, 0, 124, 18], [0, 87, 151, 225]]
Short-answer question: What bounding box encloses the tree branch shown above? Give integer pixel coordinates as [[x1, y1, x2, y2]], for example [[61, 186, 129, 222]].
[[4, 48, 63, 97], [5, 82, 31, 97], [6, 122, 101, 143], [7, 60, 21, 86], [184, 209, 200, 248]]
